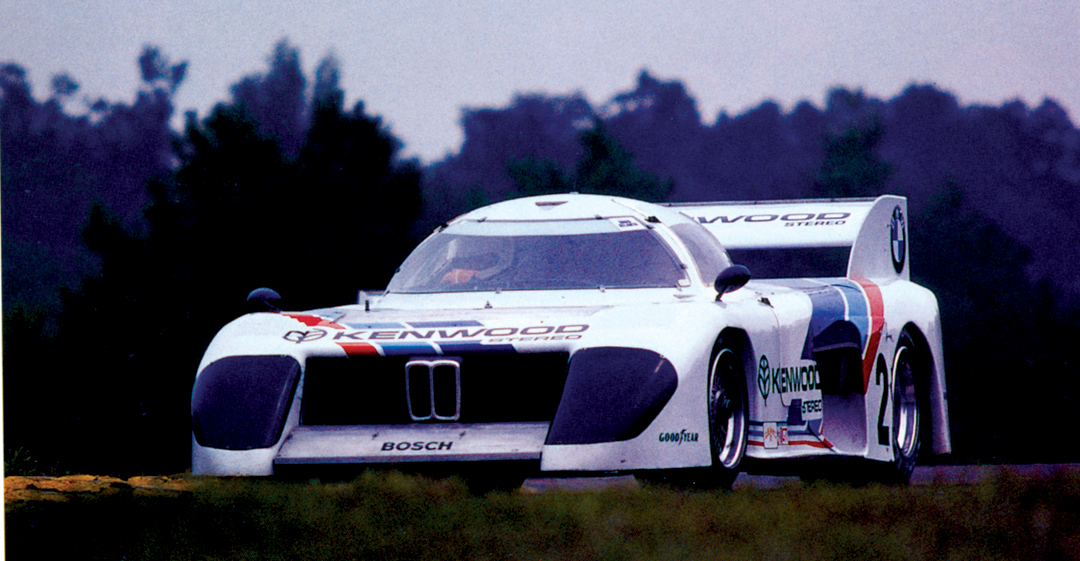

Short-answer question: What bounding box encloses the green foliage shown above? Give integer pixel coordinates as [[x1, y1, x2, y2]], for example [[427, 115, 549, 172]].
[[813, 118, 893, 198], [2, 303, 68, 475], [574, 120, 673, 201], [4, 448, 41, 476], [508, 120, 672, 202], [49, 73, 79, 99], [910, 178, 1080, 463], [138, 46, 187, 93], [508, 155, 571, 196], [15, 42, 423, 475], [416, 184, 493, 236], [2, 49, 182, 319], [8, 470, 1080, 560]]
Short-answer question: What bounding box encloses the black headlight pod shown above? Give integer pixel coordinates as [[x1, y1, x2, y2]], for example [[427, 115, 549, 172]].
[[191, 355, 301, 450], [547, 347, 678, 445]]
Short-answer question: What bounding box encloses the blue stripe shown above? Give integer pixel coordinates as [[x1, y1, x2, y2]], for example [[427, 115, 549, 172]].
[[438, 342, 517, 354], [306, 309, 346, 321], [807, 285, 846, 341], [765, 278, 871, 359], [379, 343, 440, 356], [408, 320, 484, 328], [343, 322, 407, 329], [797, 284, 847, 359], [831, 279, 869, 348]]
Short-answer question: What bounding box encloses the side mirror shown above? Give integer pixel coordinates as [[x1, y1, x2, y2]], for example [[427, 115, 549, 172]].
[[247, 287, 282, 312], [714, 265, 751, 301]]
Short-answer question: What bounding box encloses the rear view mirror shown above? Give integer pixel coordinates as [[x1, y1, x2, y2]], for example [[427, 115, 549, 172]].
[[714, 265, 751, 301], [247, 287, 282, 312]]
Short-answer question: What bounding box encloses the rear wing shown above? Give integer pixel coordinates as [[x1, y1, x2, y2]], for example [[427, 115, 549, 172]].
[[664, 195, 909, 281]]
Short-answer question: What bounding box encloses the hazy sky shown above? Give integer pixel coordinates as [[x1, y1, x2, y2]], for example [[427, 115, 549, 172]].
[[2, 1, 1077, 162]]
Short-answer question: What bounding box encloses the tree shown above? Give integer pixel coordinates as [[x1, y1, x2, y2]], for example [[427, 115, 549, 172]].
[[421, 93, 593, 230], [573, 120, 672, 201], [812, 117, 893, 198], [3, 48, 186, 473], [229, 40, 306, 159], [603, 71, 704, 198], [507, 119, 672, 201], [21, 42, 423, 475], [1, 48, 183, 320], [912, 178, 1080, 463], [507, 156, 571, 196]]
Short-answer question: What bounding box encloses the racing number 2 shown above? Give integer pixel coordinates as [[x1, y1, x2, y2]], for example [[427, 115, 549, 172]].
[[875, 355, 890, 446]]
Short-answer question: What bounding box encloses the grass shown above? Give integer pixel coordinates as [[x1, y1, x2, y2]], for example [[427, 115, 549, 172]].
[[7, 468, 1080, 560]]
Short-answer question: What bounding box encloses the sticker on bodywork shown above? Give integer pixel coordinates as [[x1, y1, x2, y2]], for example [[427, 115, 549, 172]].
[[280, 314, 587, 356], [609, 217, 647, 231], [763, 278, 886, 394]]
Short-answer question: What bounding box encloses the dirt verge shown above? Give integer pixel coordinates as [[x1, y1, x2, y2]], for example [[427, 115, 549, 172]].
[[5, 474, 197, 503]]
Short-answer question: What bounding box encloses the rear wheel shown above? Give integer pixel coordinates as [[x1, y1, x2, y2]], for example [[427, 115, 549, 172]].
[[886, 332, 921, 483], [707, 343, 748, 488]]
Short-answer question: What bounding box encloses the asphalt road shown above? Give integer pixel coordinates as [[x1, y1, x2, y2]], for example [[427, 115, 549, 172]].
[[521, 464, 1080, 492]]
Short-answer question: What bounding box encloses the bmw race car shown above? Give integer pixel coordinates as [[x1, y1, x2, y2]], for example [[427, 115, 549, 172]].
[[191, 193, 950, 486]]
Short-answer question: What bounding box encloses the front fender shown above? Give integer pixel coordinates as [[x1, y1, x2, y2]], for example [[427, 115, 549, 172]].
[[546, 347, 679, 445]]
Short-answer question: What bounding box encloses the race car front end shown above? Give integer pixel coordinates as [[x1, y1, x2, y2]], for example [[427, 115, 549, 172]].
[[190, 299, 729, 477]]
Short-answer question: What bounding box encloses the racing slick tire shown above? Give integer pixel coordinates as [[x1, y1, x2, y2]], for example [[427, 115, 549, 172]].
[[706, 341, 749, 488], [801, 330, 925, 487], [637, 338, 748, 490], [881, 330, 922, 484]]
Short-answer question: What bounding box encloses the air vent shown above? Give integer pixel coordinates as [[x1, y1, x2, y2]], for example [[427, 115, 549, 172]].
[[301, 352, 571, 425], [405, 358, 461, 421]]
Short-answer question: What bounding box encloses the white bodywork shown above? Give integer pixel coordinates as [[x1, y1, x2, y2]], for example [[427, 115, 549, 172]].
[[192, 194, 949, 477]]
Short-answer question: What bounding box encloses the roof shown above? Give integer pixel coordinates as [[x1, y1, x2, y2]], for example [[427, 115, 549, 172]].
[[454, 193, 696, 227]]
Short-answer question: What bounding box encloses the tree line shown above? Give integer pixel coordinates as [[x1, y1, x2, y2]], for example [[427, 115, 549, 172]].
[[3, 41, 1078, 474]]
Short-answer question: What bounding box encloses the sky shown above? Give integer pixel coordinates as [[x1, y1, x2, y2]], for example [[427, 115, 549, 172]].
[[2, 1, 1077, 163]]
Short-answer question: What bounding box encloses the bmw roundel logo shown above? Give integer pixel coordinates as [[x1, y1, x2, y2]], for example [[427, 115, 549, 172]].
[[890, 206, 906, 274]]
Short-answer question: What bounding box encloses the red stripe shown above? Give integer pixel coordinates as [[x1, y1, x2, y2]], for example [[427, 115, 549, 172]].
[[746, 439, 833, 449], [336, 342, 380, 356], [283, 313, 346, 330], [854, 278, 885, 394], [787, 440, 832, 449]]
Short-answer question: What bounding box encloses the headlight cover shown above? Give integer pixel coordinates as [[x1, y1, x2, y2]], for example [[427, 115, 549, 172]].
[[191, 355, 300, 450], [546, 347, 678, 445]]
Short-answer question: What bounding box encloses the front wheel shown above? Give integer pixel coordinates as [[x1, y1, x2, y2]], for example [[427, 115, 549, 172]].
[[707, 343, 749, 487], [636, 341, 748, 490]]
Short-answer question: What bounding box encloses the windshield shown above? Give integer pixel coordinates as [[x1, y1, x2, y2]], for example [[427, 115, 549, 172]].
[[670, 222, 732, 284], [387, 218, 688, 293]]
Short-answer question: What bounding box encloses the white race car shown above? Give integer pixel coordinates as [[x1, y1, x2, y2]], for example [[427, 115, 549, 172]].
[[191, 193, 950, 486]]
